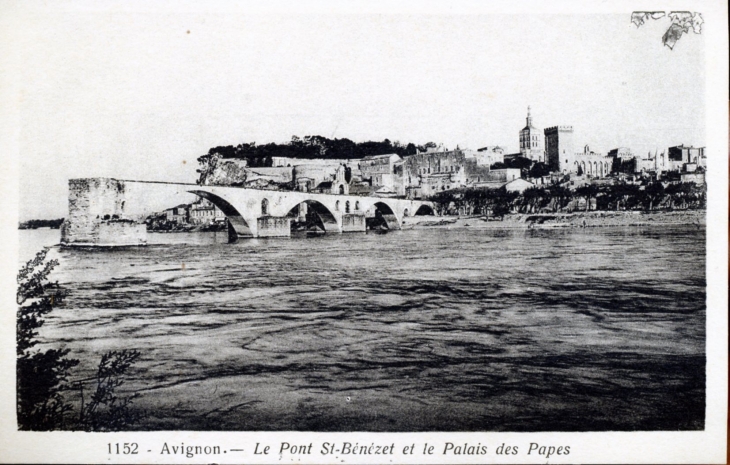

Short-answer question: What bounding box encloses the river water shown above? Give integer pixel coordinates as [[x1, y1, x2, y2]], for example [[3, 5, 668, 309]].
[[20, 225, 705, 431]]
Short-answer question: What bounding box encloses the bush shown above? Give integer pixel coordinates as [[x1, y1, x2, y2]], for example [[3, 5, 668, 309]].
[[17, 248, 79, 430], [80, 350, 142, 431], [17, 248, 143, 431]]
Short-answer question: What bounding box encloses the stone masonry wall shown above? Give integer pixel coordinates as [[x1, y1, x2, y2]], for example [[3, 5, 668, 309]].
[[341, 213, 366, 232], [61, 178, 147, 246], [256, 216, 291, 237]]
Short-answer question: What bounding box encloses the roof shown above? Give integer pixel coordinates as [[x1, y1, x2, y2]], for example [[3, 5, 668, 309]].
[[477, 146, 504, 152], [504, 178, 535, 192], [471, 181, 507, 189], [348, 183, 374, 195], [361, 153, 401, 161]]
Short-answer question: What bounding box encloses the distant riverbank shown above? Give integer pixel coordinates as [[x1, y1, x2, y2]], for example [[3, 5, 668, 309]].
[[403, 209, 706, 230]]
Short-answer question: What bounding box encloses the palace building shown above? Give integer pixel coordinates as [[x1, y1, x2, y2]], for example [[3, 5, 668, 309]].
[[544, 125, 612, 177]]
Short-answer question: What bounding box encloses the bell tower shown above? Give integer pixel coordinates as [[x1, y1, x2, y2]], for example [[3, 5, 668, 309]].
[[519, 106, 545, 163]]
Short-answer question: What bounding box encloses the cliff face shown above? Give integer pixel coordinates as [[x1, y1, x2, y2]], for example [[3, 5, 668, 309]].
[[200, 157, 294, 189], [200, 157, 249, 186]]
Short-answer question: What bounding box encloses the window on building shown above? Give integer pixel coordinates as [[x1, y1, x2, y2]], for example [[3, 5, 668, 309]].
[[261, 198, 269, 216], [345, 201, 350, 213]]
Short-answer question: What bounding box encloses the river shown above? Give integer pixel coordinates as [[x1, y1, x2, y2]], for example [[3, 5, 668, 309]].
[[19, 225, 705, 431]]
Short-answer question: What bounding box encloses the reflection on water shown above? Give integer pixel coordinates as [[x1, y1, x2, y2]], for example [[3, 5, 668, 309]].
[[21, 226, 705, 431]]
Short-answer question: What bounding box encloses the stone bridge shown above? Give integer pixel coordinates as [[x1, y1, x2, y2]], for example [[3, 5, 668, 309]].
[[61, 178, 435, 246], [191, 184, 435, 238]]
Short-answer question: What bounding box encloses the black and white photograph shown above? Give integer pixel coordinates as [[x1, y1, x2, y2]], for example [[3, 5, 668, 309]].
[[1, 0, 727, 463]]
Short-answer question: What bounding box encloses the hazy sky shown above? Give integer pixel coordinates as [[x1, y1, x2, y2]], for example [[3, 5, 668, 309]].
[[6, 3, 707, 220]]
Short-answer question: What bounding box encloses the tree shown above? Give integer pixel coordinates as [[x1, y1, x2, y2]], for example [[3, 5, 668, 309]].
[[642, 182, 665, 211], [529, 162, 551, 179], [17, 248, 79, 430], [664, 182, 702, 209], [575, 184, 600, 211], [547, 185, 573, 211], [492, 202, 510, 219], [505, 156, 534, 172], [419, 142, 439, 152], [519, 187, 547, 213]]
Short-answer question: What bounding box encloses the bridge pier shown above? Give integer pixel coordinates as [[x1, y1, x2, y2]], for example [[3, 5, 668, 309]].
[[341, 213, 366, 232], [227, 222, 239, 242], [61, 178, 147, 247], [256, 216, 291, 238], [381, 214, 402, 230]]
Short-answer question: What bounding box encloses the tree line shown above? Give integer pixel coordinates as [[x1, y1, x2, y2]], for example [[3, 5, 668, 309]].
[[197, 135, 441, 172], [428, 181, 706, 217]]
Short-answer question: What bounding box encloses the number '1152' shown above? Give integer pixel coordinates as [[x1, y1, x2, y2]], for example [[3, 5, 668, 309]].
[[108, 443, 138, 454]]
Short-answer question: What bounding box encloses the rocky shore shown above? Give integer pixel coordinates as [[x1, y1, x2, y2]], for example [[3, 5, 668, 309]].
[[402, 209, 706, 230]]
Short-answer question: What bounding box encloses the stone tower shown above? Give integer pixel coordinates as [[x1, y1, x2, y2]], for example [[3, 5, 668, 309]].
[[544, 126, 575, 173], [519, 106, 545, 163]]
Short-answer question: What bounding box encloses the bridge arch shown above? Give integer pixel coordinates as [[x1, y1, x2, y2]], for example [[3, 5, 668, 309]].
[[372, 201, 402, 230], [414, 204, 435, 216], [284, 199, 340, 233], [190, 190, 253, 239]]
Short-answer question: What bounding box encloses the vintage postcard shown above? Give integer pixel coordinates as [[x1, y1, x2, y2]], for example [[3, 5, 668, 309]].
[[0, 0, 727, 463]]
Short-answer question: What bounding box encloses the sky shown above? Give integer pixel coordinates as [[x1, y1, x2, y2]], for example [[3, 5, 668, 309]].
[[5, 2, 707, 220]]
